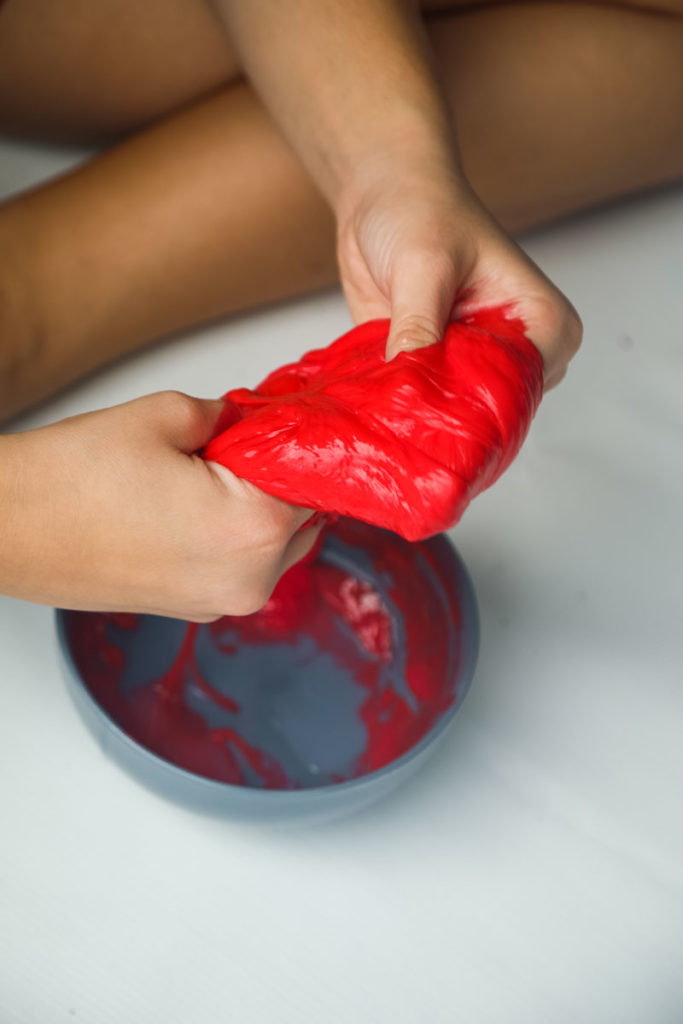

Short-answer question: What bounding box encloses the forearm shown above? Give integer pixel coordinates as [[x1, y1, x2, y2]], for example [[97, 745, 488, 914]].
[[0, 434, 32, 600], [211, 0, 462, 204]]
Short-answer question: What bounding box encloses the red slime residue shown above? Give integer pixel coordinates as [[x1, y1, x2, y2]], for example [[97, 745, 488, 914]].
[[68, 521, 466, 788]]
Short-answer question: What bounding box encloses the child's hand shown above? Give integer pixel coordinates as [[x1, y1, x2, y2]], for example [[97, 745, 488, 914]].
[[337, 164, 583, 390], [0, 392, 320, 619]]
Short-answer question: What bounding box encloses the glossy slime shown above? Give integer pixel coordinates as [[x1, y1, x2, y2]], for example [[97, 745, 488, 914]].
[[66, 315, 516, 788], [204, 308, 544, 540], [66, 519, 473, 789]]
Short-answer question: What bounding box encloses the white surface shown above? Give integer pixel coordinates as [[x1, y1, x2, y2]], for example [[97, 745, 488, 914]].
[[1, 140, 682, 1024]]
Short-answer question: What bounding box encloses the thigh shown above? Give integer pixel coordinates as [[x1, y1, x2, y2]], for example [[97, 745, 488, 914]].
[[2, 0, 679, 145], [425, 0, 683, 227], [0, 0, 240, 141], [0, 0, 556, 143]]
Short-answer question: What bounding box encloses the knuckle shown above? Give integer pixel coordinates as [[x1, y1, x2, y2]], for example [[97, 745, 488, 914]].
[[533, 293, 583, 364], [260, 517, 292, 553], [156, 389, 200, 427], [543, 365, 568, 393], [248, 502, 298, 553], [222, 582, 273, 618]]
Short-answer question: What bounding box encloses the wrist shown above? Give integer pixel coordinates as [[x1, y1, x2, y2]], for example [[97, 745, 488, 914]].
[[334, 134, 469, 227]]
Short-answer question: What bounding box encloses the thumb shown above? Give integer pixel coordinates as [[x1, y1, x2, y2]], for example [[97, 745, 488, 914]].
[[385, 254, 456, 361]]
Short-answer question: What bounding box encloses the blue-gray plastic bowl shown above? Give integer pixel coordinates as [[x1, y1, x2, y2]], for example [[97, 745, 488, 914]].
[[56, 525, 479, 824]]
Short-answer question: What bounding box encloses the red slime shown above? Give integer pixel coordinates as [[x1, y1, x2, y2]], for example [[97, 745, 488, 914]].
[[203, 307, 543, 540]]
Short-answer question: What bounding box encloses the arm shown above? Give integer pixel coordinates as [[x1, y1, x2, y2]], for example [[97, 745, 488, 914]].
[[212, 0, 582, 382], [213, 0, 458, 202]]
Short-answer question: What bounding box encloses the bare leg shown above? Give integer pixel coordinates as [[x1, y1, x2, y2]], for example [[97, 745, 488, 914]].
[[432, 2, 683, 231], [0, 0, 240, 141], [1, 0, 682, 420], [0, 85, 337, 419]]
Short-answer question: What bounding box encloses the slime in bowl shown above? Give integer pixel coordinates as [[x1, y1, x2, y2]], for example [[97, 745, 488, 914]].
[[57, 518, 479, 822]]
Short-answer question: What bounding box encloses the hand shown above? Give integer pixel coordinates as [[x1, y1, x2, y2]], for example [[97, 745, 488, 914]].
[[336, 162, 583, 390], [0, 392, 320, 619]]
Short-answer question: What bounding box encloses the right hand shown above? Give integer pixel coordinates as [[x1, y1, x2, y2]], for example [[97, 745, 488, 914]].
[[0, 391, 320, 620], [337, 163, 582, 391]]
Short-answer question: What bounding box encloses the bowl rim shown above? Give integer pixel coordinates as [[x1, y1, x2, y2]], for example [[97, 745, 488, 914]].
[[55, 533, 479, 803]]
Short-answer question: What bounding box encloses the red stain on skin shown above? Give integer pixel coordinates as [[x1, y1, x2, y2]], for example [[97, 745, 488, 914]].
[[203, 308, 543, 541], [68, 521, 466, 788]]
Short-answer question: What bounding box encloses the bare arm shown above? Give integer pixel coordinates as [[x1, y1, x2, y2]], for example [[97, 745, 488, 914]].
[[213, 0, 459, 202], [211, 0, 582, 380]]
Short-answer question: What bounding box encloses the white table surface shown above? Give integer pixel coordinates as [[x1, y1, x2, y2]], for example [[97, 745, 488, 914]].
[[1, 140, 682, 1024]]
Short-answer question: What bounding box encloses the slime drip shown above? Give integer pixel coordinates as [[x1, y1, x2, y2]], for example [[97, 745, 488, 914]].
[[67, 519, 471, 789]]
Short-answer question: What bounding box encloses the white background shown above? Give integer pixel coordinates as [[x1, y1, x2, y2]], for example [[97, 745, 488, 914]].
[[1, 140, 682, 1024]]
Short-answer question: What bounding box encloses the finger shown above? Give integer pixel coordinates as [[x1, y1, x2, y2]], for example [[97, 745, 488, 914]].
[[232, 519, 323, 620], [385, 253, 457, 361], [186, 522, 323, 623], [278, 520, 324, 576], [206, 462, 317, 530]]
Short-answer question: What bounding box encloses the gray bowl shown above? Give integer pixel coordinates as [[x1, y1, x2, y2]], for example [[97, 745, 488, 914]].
[[56, 519, 479, 824]]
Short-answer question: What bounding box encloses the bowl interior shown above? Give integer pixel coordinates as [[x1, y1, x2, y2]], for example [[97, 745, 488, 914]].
[[61, 518, 478, 791]]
